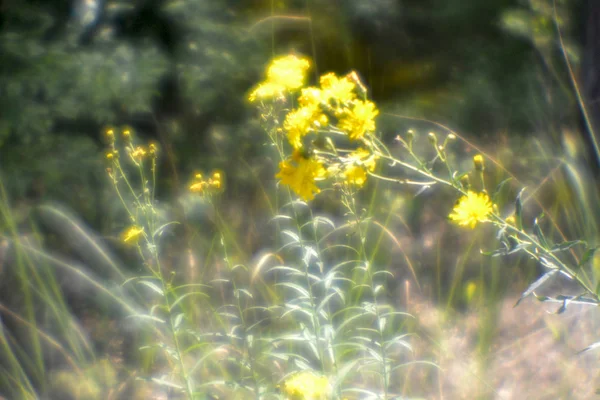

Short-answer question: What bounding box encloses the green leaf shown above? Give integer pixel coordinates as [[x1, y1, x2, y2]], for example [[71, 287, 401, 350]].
[[492, 177, 513, 203], [577, 341, 600, 355], [137, 280, 164, 296], [515, 187, 526, 231], [551, 240, 585, 252], [579, 247, 599, 269], [514, 269, 557, 307], [533, 216, 549, 249]]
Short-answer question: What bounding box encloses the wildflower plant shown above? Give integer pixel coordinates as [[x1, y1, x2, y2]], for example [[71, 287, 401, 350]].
[[248, 54, 600, 396], [95, 53, 600, 400]]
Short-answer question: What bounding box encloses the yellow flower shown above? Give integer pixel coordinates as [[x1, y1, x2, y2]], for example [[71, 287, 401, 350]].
[[284, 106, 323, 150], [473, 154, 484, 171], [276, 153, 326, 201], [131, 146, 147, 161], [266, 55, 310, 90], [121, 226, 144, 244], [320, 73, 356, 104], [104, 128, 115, 145], [248, 55, 310, 102], [346, 147, 377, 171], [149, 142, 159, 157], [248, 81, 286, 102], [209, 171, 223, 190], [122, 128, 132, 143], [449, 191, 493, 228], [298, 87, 325, 108], [344, 164, 368, 187], [341, 148, 377, 187], [283, 371, 330, 400], [337, 100, 378, 140], [189, 181, 205, 193]]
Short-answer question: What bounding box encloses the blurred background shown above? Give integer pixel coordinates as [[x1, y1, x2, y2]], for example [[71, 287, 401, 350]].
[[1, 0, 600, 398]]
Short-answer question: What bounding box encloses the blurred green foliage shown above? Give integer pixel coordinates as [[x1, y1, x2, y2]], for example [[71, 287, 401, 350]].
[[0, 0, 585, 217]]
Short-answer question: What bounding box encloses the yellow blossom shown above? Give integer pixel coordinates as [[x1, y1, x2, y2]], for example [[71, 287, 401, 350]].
[[209, 171, 223, 190], [283, 371, 330, 400], [248, 81, 286, 102], [320, 73, 356, 104], [121, 226, 144, 244], [346, 147, 377, 171], [266, 55, 310, 90], [104, 128, 115, 145], [344, 164, 368, 187], [298, 87, 325, 108], [189, 182, 205, 193], [449, 191, 493, 229], [131, 146, 147, 161], [276, 153, 326, 201], [105, 150, 118, 160], [473, 154, 484, 171], [284, 106, 323, 150], [337, 100, 379, 140], [149, 142, 159, 157], [248, 55, 310, 102], [122, 128, 132, 143]]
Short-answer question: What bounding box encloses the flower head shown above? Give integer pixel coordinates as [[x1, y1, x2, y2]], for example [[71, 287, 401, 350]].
[[343, 164, 368, 187], [449, 191, 493, 228], [284, 106, 325, 149], [121, 226, 144, 244], [320, 73, 356, 104], [276, 152, 326, 201], [283, 371, 330, 400], [266, 55, 310, 90], [130, 146, 147, 161], [473, 154, 484, 171], [337, 100, 378, 140], [248, 55, 310, 102]]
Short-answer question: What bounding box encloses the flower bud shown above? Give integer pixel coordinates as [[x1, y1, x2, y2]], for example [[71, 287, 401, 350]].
[[428, 132, 437, 147], [473, 154, 484, 171]]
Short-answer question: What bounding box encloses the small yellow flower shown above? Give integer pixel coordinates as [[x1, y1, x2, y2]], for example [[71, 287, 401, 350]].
[[121, 226, 144, 244], [505, 215, 516, 225], [248, 81, 286, 102], [337, 100, 378, 140], [473, 154, 484, 171], [131, 146, 147, 161], [104, 128, 115, 145], [122, 128, 132, 143], [276, 153, 326, 201], [189, 182, 205, 193], [267, 55, 310, 90], [320, 73, 356, 104], [283, 371, 330, 400], [209, 171, 223, 190], [248, 55, 310, 102], [449, 191, 493, 229], [344, 164, 368, 187], [346, 148, 377, 171], [105, 150, 118, 160], [149, 142, 159, 157], [298, 87, 325, 108], [284, 106, 323, 150]]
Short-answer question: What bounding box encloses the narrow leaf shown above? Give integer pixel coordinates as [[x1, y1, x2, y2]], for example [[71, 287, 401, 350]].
[[514, 269, 557, 307]]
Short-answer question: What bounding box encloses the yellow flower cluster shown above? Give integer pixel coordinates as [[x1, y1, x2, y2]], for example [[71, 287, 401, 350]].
[[121, 226, 144, 244], [282, 70, 378, 150], [251, 54, 381, 201], [449, 191, 493, 228], [189, 171, 223, 195], [283, 371, 330, 400], [276, 151, 326, 201]]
